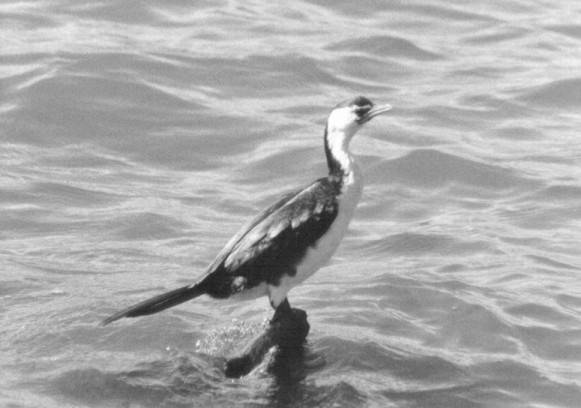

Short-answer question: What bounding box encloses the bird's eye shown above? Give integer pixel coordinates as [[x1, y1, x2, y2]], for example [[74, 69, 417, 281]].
[[354, 104, 372, 117]]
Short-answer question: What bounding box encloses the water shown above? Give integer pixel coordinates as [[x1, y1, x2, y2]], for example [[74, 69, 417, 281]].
[[1, 0, 580, 407]]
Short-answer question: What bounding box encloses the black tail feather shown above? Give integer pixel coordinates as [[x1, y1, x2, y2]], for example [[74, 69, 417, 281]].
[[101, 284, 204, 326]]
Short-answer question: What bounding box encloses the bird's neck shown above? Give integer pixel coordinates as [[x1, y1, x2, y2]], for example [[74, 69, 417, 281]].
[[324, 126, 358, 183]]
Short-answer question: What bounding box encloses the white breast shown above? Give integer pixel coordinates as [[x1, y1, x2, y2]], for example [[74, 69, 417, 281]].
[[268, 166, 363, 307]]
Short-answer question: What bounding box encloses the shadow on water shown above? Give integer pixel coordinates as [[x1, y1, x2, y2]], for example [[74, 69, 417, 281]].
[[264, 345, 366, 408], [43, 342, 366, 408]]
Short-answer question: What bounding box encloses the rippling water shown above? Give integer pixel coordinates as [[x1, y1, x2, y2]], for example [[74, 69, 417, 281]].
[[1, 1, 581, 407]]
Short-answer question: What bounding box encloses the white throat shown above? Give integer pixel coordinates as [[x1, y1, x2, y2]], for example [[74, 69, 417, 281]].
[[324, 106, 362, 179], [326, 127, 356, 176]]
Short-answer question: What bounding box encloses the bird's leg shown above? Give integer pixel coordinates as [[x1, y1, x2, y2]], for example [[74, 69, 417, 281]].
[[271, 298, 292, 323]]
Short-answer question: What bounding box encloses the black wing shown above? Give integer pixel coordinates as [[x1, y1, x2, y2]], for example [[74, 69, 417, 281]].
[[199, 177, 341, 297], [101, 177, 341, 324]]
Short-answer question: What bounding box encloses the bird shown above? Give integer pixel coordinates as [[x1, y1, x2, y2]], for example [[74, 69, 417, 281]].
[[101, 96, 391, 326]]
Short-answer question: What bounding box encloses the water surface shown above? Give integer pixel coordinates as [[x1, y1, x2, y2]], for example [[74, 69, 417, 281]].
[[1, 1, 581, 407]]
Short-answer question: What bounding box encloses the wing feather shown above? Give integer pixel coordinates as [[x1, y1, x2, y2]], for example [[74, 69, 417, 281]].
[[204, 189, 300, 273], [199, 178, 340, 297]]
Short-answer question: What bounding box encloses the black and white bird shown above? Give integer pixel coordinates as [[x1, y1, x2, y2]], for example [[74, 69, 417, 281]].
[[101, 96, 391, 326]]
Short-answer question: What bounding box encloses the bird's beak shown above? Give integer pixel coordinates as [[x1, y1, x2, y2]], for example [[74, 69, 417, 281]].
[[359, 104, 392, 124]]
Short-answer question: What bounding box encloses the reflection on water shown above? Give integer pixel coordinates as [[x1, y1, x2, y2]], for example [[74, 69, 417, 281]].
[[1, 0, 581, 407]]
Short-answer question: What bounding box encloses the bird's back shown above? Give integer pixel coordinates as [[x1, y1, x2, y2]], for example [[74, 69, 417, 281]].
[[198, 177, 343, 299]]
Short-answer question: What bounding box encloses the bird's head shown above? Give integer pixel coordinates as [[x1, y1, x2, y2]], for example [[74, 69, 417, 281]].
[[326, 96, 392, 140], [324, 96, 391, 176]]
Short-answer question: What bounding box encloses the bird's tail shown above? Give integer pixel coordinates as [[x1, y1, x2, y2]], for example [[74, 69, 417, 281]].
[[101, 283, 205, 326]]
